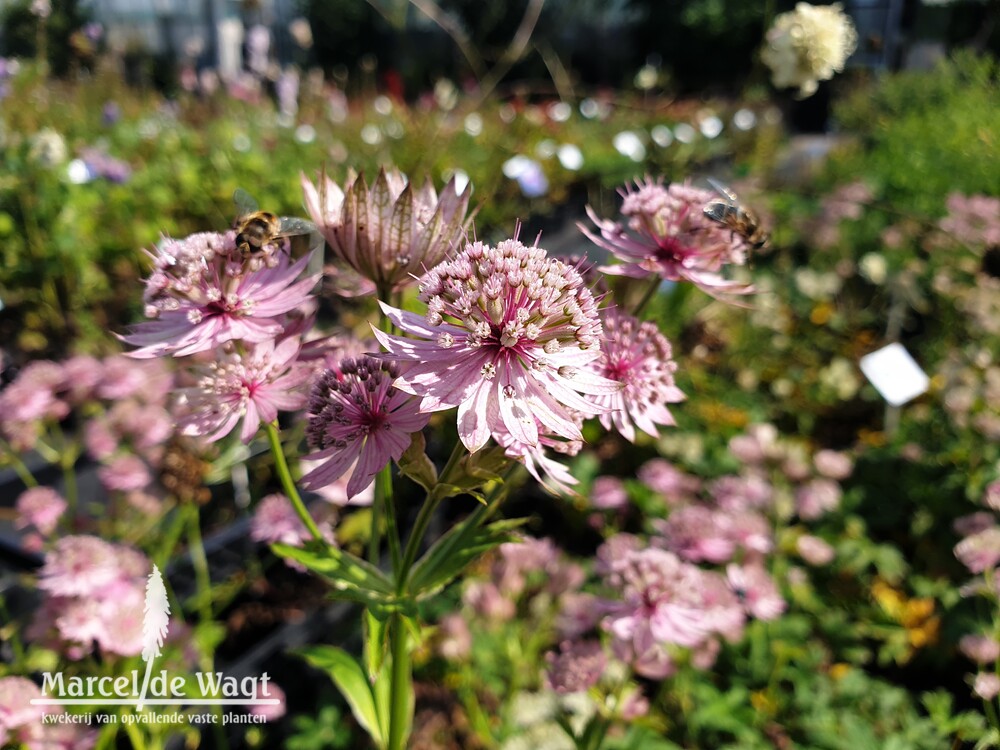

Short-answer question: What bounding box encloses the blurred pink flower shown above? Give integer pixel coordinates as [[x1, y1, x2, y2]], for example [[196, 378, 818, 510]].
[[249, 683, 286, 722], [375, 239, 619, 452], [796, 534, 835, 566], [0, 677, 44, 739], [437, 613, 472, 661], [462, 581, 515, 623], [583, 178, 753, 299], [960, 634, 1000, 664], [728, 424, 781, 465], [726, 563, 786, 621], [591, 475, 628, 510], [301, 357, 429, 498], [251, 493, 333, 547], [97, 454, 152, 493], [589, 309, 684, 442], [974, 672, 1000, 701], [954, 512, 996, 537], [603, 548, 713, 652], [638, 458, 701, 501], [556, 592, 603, 640], [709, 474, 774, 512], [795, 478, 842, 520], [15, 487, 66, 536], [38, 536, 128, 598], [178, 338, 311, 444], [96, 355, 172, 402], [984, 480, 1000, 512], [813, 449, 853, 480], [302, 168, 473, 291], [35, 538, 150, 659], [122, 231, 317, 359], [955, 527, 1000, 574], [654, 506, 736, 564], [939, 193, 1000, 250], [546, 640, 606, 693]]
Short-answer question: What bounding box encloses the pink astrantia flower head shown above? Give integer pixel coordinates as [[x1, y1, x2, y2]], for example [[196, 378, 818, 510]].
[[589, 309, 685, 442], [955, 526, 1000, 574], [603, 547, 713, 651], [177, 337, 311, 444], [15, 487, 66, 536], [301, 356, 430, 498], [301, 167, 473, 291], [375, 237, 622, 453], [121, 230, 317, 359], [545, 639, 607, 694], [582, 177, 753, 299]]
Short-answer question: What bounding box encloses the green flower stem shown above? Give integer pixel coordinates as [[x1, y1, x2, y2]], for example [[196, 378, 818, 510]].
[[185, 504, 213, 624], [186, 503, 229, 750], [387, 612, 411, 750], [0, 440, 39, 489], [397, 494, 442, 593], [394, 387, 469, 590], [264, 421, 323, 543], [378, 464, 403, 577], [369, 285, 397, 566], [632, 275, 663, 318], [0, 594, 25, 663], [60, 445, 80, 525]]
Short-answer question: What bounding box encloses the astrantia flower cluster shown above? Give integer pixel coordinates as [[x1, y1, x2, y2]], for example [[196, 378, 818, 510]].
[[176, 337, 311, 443], [760, 2, 858, 98], [583, 178, 753, 299], [376, 237, 621, 454], [590, 309, 685, 442], [122, 231, 316, 359], [301, 356, 430, 498], [30, 536, 151, 659], [302, 167, 473, 291]]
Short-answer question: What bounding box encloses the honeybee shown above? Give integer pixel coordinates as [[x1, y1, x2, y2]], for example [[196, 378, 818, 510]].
[[703, 178, 769, 251], [232, 188, 322, 258]]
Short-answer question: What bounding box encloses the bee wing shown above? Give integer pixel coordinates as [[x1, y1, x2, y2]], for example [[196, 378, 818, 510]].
[[703, 200, 732, 223], [706, 177, 738, 203], [278, 217, 324, 254], [233, 188, 260, 216]]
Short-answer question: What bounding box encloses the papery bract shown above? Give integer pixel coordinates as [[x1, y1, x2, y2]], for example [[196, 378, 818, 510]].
[[302, 167, 473, 291]]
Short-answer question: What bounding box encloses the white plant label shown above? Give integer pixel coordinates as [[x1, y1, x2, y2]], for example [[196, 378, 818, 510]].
[[859, 343, 929, 407]]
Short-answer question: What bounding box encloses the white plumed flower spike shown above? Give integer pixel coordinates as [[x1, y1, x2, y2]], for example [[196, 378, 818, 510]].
[[137, 564, 170, 709]]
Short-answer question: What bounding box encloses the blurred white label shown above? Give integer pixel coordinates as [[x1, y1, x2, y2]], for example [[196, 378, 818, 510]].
[[859, 343, 929, 407]]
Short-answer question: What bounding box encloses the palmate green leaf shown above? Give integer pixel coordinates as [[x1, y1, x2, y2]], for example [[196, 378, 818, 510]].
[[407, 517, 527, 599], [298, 646, 385, 749], [272, 542, 395, 600]]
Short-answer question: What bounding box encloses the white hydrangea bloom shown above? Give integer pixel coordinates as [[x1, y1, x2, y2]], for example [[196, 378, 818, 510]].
[[761, 2, 858, 98]]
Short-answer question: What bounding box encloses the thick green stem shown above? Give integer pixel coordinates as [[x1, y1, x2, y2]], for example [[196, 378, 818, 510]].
[[387, 613, 411, 750], [378, 464, 402, 576], [397, 495, 442, 592], [264, 421, 323, 542]]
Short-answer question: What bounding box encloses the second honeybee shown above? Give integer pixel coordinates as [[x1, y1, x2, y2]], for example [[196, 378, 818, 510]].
[[702, 178, 769, 251]]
